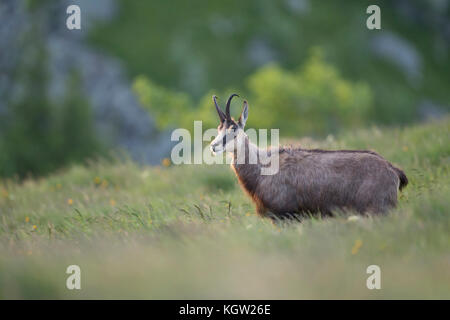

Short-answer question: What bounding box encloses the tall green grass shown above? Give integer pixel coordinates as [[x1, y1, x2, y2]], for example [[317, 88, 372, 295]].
[[0, 118, 448, 299]]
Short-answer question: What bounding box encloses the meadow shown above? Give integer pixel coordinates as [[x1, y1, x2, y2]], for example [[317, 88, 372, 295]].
[[0, 117, 449, 299]]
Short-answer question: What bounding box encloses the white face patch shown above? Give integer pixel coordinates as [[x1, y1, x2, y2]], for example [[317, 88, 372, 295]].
[[210, 128, 226, 154], [210, 123, 240, 155]]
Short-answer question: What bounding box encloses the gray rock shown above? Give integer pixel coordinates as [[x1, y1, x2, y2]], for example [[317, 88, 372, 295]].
[[246, 38, 279, 67], [418, 99, 448, 121], [371, 32, 422, 85], [284, 0, 310, 15], [1, 0, 173, 165]]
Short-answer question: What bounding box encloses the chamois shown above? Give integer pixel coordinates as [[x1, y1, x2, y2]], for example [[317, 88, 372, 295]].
[[210, 94, 408, 221]]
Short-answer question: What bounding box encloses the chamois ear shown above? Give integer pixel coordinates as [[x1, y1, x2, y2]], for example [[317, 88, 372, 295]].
[[238, 100, 249, 128]]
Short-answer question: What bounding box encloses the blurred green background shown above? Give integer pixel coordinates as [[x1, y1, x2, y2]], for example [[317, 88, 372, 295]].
[[1, 0, 449, 176], [94, 0, 449, 130]]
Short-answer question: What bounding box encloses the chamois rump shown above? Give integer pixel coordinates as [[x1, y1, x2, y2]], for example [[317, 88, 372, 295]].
[[209, 94, 408, 221]]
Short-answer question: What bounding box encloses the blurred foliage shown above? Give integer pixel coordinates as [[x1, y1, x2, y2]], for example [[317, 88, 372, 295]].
[[133, 76, 193, 130], [245, 49, 372, 135], [134, 49, 373, 136], [0, 29, 101, 178], [91, 0, 449, 129], [57, 73, 101, 164]]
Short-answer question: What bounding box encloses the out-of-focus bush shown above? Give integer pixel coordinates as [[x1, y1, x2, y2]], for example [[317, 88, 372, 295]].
[[0, 35, 101, 178], [135, 49, 373, 137], [56, 72, 101, 165], [246, 49, 372, 136], [133, 76, 193, 130]]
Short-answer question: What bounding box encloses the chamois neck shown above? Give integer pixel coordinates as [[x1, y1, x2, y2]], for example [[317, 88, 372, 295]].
[[231, 136, 261, 166], [230, 136, 262, 197]]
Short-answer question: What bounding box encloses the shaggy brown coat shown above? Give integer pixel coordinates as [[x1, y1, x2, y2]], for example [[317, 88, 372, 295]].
[[232, 137, 408, 220]]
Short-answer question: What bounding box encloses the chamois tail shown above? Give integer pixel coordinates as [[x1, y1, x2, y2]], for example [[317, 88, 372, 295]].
[[392, 166, 408, 191]]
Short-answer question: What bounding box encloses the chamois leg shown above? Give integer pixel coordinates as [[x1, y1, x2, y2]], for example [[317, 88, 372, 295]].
[[255, 201, 267, 217]]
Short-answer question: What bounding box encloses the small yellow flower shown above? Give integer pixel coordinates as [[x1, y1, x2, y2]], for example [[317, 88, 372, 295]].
[[351, 239, 363, 255], [110, 199, 116, 206], [245, 212, 251, 217], [162, 158, 171, 167], [25, 217, 30, 223], [94, 177, 101, 185], [67, 198, 73, 205], [402, 146, 409, 152], [32, 225, 37, 230]]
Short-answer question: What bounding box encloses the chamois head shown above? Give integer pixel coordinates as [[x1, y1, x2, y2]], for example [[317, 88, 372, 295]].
[[210, 94, 249, 155]]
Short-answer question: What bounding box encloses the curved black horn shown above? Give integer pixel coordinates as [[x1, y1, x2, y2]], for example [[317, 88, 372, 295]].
[[212, 95, 226, 123], [225, 93, 239, 120]]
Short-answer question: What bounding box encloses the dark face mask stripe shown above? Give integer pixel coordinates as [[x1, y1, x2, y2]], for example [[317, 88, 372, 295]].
[[222, 132, 235, 147]]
